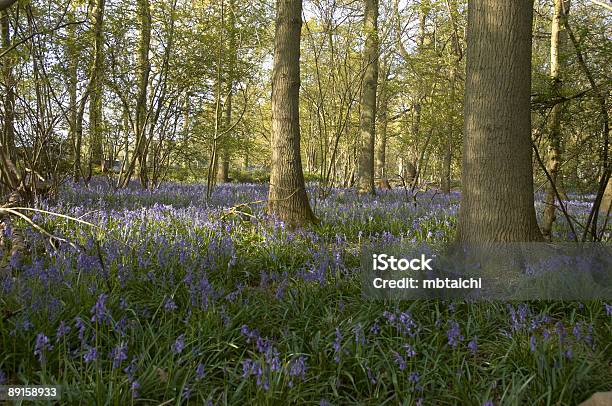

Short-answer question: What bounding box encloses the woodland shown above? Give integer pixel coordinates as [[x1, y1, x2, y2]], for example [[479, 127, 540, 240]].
[[0, 0, 610, 404]]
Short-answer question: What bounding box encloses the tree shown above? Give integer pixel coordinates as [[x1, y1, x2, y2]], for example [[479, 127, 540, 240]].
[[356, 0, 379, 195], [456, 0, 543, 243], [88, 0, 106, 173], [217, 0, 237, 184], [268, 0, 317, 227], [542, 0, 571, 240], [136, 0, 151, 188]]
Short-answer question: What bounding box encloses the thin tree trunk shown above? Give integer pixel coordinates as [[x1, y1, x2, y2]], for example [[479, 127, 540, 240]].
[[441, 66, 455, 194], [65, 7, 80, 183], [542, 0, 571, 240], [457, 0, 543, 243], [268, 0, 317, 227], [217, 0, 236, 184], [136, 0, 151, 188], [375, 65, 390, 182], [89, 0, 105, 168], [1, 10, 15, 163], [356, 0, 379, 195]]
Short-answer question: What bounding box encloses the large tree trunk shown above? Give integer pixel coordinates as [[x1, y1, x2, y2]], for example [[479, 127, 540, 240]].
[[457, 0, 543, 243], [136, 0, 151, 188], [542, 0, 571, 240], [267, 0, 317, 227], [356, 0, 379, 195], [88, 0, 105, 171]]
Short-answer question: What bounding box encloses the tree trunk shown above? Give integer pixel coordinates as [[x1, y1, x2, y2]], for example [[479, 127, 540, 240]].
[[217, 0, 236, 184], [1, 10, 15, 163], [356, 0, 379, 195], [441, 66, 456, 194], [542, 0, 571, 240], [89, 0, 105, 168], [66, 7, 80, 183], [376, 65, 390, 183], [457, 0, 543, 243], [600, 177, 612, 216], [268, 0, 317, 227], [136, 0, 151, 188]]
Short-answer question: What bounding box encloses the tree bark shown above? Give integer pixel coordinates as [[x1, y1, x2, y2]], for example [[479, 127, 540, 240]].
[[268, 0, 317, 227], [136, 0, 151, 188], [217, 0, 236, 184], [457, 0, 543, 243], [65, 6, 80, 182], [1, 10, 15, 164], [542, 0, 571, 240], [0, 0, 17, 12], [89, 0, 105, 169], [375, 65, 390, 182], [356, 0, 379, 195]]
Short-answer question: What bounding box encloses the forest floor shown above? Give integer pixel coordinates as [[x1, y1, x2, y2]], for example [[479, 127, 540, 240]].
[[0, 180, 610, 405]]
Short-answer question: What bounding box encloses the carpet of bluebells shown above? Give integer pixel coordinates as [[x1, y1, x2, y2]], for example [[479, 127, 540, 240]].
[[1, 180, 610, 405]]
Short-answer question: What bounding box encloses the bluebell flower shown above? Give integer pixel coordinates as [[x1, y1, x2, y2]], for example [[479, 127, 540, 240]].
[[393, 351, 407, 370], [288, 356, 307, 386], [131, 380, 140, 398], [447, 321, 464, 347], [83, 346, 98, 363], [90, 293, 110, 324], [171, 334, 186, 354], [468, 338, 478, 355], [110, 343, 128, 369], [196, 363, 206, 381], [56, 321, 70, 340], [34, 333, 52, 363]]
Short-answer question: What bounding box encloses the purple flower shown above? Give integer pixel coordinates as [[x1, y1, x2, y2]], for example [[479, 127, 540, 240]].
[[182, 385, 192, 399], [404, 344, 416, 358], [242, 359, 253, 378], [84, 346, 98, 363], [447, 321, 464, 347], [409, 372, 420, 383], [332, 328, 343, 363], [110, 343, 128, 369], [530, 335, 536, 352], [468, 338, 478, 355], [56, 321, 70, 340], [195, 363, 206, 381], [393, 351, 407, 370], [124, 357, 138, 381], [34, 333, 52, 363], [605, 303, 612, 316], [482, 401, 494, 406], [0, 369, 6, 385], [131, 380, 140, 398], [164, 298, 178, 312], [288, 356, 307, 386], [171, 334, 186, 354], [367, 367, 377, 384], [75, 317, 87, 342], [90, 293, 110, 324]]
